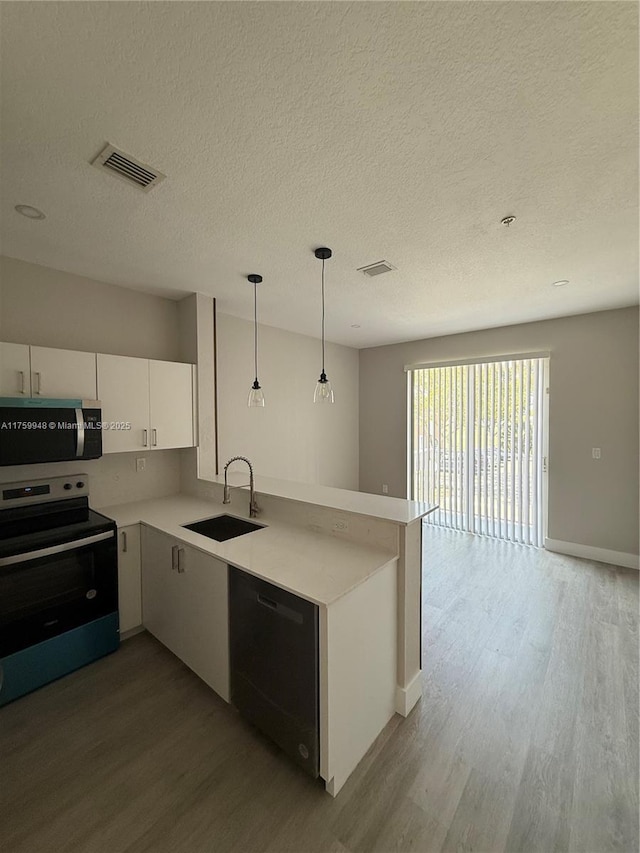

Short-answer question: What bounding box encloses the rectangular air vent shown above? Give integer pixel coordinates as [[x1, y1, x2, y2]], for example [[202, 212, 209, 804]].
[[91, 144, 166, 193], [357, 260, 396, 277]]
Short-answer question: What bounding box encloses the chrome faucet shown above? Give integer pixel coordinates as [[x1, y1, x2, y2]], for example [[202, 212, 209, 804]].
[[223, 456, 260, 518]]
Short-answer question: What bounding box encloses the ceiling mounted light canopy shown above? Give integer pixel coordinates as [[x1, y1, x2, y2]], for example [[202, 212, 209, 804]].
[[15, 204, 46, 220], [314, 247, 334, 404], [247, 274, 265, 408]]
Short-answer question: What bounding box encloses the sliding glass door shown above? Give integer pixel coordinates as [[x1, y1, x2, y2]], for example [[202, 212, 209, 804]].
[[409, 356, 548, 546]]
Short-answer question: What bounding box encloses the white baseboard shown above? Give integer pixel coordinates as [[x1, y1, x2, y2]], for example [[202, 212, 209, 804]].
[[545, 538, 639, 570], [395, 671, 422, 716]]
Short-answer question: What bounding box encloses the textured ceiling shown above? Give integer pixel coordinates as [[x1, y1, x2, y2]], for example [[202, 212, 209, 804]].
[[0, 1, 637, 348]]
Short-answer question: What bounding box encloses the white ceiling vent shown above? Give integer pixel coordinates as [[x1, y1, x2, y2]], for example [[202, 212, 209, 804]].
[[357, 260, 396, 277], [91, 144, 166, 193]]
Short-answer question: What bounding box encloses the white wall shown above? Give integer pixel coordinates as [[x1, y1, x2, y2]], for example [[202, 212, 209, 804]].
[[359, 306, 639, 558], [0, 255, 184, 504], [217, 313, 359, 489]]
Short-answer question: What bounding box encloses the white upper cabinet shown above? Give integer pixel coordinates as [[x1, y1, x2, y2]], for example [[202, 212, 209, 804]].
[[97, 354, 194, 453], [149, 359, 194, 449], [30, 346, 97, 400], [1, 341, 195, 452], [97, 354, 151, 453], [0, 343, 31, 396]]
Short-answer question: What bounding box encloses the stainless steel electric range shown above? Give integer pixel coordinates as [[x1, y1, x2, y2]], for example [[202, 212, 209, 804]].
[[0, 474, 119, 706]]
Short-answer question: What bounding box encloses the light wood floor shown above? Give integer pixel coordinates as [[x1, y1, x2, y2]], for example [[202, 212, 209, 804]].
[[1, 528, 638, 853]]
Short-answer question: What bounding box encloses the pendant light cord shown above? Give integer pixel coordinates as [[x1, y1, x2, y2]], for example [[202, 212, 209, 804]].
[[254, 282, 259, 383], [321, 257, 326, 374]]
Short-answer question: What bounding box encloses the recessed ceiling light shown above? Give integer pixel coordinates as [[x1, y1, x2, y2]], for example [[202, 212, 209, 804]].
[[552, 279, 569, 287], [351, 324, 361, 328], [15, 204, 46, 220]]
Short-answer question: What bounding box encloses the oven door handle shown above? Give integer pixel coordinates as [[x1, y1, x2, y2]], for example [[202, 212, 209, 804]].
[[0, 531, 114, 567]]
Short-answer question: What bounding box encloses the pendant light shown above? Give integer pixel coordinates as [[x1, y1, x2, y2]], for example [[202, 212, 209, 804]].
[[247, 274, 265, 407], [313, 247, 334, 404]]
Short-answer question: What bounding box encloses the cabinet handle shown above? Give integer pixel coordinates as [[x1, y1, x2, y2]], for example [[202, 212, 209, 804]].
[[34, 372, 42, 395], [18, 371, 26, 394], [171, 545, 178, 571], [152, 428, 158, 447], [177, 548, 185, 573], [121, 531, 128, 553], [143, 429, 148, 447]]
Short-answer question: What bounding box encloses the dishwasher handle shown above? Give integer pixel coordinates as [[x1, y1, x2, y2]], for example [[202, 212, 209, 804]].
[[256, 593, 303, 625]]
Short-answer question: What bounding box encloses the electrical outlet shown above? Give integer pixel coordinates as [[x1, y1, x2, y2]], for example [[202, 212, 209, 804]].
[[136, 457, 146, 472], [592, 447, 601, 460], [382, 484, 388, 494]]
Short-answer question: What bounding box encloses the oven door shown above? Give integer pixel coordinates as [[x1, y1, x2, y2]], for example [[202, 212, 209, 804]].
[[0, 531, 118, 658]]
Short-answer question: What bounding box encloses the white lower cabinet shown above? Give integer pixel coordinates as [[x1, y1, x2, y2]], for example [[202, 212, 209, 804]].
[[141, 526, 229, 702], [117, 524, 142, 635]]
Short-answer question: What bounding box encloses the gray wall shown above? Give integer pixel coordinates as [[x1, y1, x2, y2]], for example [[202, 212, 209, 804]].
[[0, 255, 180, 361], [0, 256, 360, 498], [359, 307, 639, 556], [0, 255, 184, 505]]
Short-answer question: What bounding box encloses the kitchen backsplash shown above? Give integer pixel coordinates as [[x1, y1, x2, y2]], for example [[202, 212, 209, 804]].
[[0, 449, 182, 508]]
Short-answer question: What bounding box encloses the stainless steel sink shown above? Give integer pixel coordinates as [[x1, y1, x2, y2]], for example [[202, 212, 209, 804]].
[[182, 514, 265, 542]]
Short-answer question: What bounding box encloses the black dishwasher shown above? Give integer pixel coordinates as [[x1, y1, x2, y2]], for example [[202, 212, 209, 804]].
[[229, 567, 319, 777]]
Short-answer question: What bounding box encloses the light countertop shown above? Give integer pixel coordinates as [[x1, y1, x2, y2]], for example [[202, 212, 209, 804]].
[[208, 472, 437, 526], [99, 494, 398, 607]]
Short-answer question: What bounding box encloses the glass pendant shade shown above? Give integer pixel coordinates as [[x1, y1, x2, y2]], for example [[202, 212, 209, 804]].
[[314, 372, 334, 404], [247, 379, 265, 408]]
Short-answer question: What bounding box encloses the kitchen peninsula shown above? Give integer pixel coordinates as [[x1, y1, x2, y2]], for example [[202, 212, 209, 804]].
[[101, 476, 436, 795]]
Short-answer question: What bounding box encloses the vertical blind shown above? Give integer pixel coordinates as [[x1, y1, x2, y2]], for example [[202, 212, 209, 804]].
[[410, 357, 547, 547]]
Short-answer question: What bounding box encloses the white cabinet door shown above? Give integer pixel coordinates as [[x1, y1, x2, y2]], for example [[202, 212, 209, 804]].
[[141, 526, 182, 653], [97, 354, 150, 453], [118, 524, 142, 635], [149, 360, 194, 450], [172, 543, 229, 701], [141, 527, 229, 702], [0, 343, 30, 396], [30, 346, 97, 399]]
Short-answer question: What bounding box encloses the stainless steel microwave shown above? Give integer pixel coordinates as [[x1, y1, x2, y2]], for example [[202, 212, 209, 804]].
[[0, 403, 103, 466]]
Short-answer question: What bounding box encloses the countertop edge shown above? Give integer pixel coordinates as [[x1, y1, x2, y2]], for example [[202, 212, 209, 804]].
[[100, 494, 399, 608], [204, 474, 438, 525]]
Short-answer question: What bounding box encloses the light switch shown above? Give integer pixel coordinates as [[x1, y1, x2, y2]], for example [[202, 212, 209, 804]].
[[592, 448, 601, 460]]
